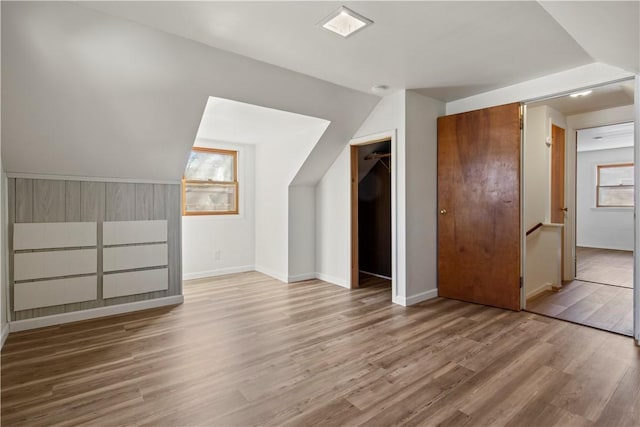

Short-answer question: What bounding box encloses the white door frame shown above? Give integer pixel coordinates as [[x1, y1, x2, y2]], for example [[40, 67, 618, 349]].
[[522, 76, 638, 342], [634, 75, 639, 343], [349, 130, 398, 304], [566, 79, 637, 342]]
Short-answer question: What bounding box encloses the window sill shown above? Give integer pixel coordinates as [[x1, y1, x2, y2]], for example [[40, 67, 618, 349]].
[[591, 207, 634, 212], [182, 213, 244, 222]]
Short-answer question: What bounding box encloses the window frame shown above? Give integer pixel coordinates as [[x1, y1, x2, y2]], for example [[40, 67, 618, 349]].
[[182, 147, 239, 216], [596, 162, 634, 208]]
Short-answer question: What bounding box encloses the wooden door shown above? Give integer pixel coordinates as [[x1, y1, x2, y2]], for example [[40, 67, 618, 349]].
[[551, 125, 566, 279], [437, 103, 522, 311]]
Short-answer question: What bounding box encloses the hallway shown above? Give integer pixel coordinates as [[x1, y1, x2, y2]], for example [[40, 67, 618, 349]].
[[526, 280, 633, 336]]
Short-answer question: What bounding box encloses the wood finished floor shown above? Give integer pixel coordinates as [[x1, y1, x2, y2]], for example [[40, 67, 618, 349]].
[[2, 272, 640, 426], [527, 280, 633, 336], [576, 246, 633, 288], [358, 271, 391, 288]]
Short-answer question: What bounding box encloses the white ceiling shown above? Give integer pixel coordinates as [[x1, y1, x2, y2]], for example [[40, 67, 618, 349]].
[[527, 79, 635, 116], [2, 2, 378, 183], [577, 122, 635, 152], [540, 1, 639, 74], [196, 97, 330, 146], [80, 1, 600, 102]]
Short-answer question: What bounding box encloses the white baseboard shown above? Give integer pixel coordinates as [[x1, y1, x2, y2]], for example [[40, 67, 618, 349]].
[[394, 288, 438, 306], [183, 265, 254, 281], [9, 295, 184, 332], [526, 283, 556, 301], [577, 244, 633, 252], [1, 323, 9, 349], [254, 265, 288, 283], [316, 273, 349, 289], [288, 272, 317, 283]]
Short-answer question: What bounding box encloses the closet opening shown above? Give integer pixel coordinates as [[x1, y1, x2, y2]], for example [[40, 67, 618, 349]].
[[350, 138, 392, 289]]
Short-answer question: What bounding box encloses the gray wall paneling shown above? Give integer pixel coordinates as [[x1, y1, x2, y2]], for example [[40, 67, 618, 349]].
[[15, 179, 32, 222], [135, 184, 154, 221], [106, 183, 136, 221], [10, 178, 182, 321], [33, 179, 65, 222], [65, 181, 81, 222], [167, 185, 182, 296]]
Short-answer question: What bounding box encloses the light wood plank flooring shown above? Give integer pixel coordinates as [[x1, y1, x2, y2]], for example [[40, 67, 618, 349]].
[[527, 279, 633, 336], [2, 272, 639, 426], [576, 246, 633, 288], [359, 271, 391, 288]]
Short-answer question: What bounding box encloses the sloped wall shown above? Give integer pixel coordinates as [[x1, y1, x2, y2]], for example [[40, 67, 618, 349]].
[[1, 2, 377, 184]]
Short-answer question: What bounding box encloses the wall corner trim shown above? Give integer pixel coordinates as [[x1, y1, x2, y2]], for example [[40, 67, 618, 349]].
[[394, 289, 438, 306], [288, 273, 317, 283], [254, 266, 288, 283], [1, 324, 10, 349], [316, 273, 349, 289], [9, 295, 184, 332], [183, 266, 254, 281]]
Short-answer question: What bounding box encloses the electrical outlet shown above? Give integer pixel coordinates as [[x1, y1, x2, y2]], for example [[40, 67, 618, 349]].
[[214, 250, 222, 261]]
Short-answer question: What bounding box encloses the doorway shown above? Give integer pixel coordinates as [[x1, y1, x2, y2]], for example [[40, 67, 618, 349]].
[[350, 139, 392, 290], [524, 79, 636, 336]]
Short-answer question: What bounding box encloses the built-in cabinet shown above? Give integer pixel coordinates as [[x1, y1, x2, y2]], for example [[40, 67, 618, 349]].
[[8, 178, 182, 322]]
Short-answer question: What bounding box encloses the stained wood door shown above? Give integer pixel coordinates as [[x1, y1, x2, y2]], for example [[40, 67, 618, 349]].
[[437, 103, 522, 311], [551, 125, 566, 279]]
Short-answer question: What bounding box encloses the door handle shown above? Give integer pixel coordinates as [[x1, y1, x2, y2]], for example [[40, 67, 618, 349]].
[[561, 207, 568, 212], [440, 209, 447, 215]]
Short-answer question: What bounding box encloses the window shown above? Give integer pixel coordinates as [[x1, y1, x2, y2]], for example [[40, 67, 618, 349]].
[[182, 147, 238, 215], [596, 163, 634, 207]]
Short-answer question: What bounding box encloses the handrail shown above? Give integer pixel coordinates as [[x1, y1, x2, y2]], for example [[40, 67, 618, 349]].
[[526, 222, 544, 236]]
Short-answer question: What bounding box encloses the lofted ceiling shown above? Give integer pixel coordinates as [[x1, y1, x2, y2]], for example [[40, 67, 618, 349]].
[[196, 97, 330, 146], [78, 1, 615, 102], [539, 1, 639, 75]]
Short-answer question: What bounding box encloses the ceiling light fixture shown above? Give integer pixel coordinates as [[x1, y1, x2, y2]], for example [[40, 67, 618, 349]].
[[569, 90, 592, 98], [319, 6, 373, 38]]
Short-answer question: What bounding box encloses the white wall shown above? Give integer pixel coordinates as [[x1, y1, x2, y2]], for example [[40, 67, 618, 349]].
[[567, 105, 635, 277], [576, 147, 634, 250], [524, 106, 549, 230], [404, 91, 446, 302], [316, 91, 405, 290], [2, 1, 378, 184], [0, 1, 6, 348], [525, 227, 562, 299], [315, 90, 444, 305], [634, 75, 639, 343], [288, 186, 316, 281], [523, 105, 566, 299], [181, 140, 255, 280], [255, 123, 327, 282], [523, 104, 567, 228]]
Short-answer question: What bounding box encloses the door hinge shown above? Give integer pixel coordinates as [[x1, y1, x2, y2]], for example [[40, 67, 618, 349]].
[[519, 105, 524, 130], [519, 277, 523, 288]]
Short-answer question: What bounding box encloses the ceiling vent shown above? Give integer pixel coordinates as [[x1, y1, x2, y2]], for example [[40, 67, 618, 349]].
[[319, 6, 373, 38]]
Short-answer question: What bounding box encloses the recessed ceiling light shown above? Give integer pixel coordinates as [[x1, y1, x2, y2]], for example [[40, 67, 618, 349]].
[[570, 90, 592, 98], [319, 6, 373, 38]]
